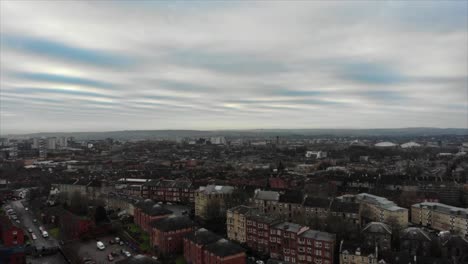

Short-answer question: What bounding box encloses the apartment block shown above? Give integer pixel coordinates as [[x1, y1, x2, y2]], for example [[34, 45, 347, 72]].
[[195, 185, 234, 220], [226, 205, 256, 243], [356, 193, 408, 227], [411, 202, 468, 236]]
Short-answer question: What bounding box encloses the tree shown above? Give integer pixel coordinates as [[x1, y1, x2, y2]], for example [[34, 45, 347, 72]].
[[94, 205, 109, 224]]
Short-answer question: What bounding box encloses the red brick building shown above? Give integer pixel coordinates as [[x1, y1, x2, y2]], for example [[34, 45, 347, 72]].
[[150, 216, 194, 255], [245, 212, 282, 255], [142, 179, 194, 203], [0, 215, 25, 264], [203, 239, 246, 264], [134, 199, 173, 232], [184, 228, 222, 264], [269, 222, 336, 264], [60, 209, 95, 240]]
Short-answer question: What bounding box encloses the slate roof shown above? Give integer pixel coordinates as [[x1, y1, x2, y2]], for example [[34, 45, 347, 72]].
[[228, 205, 256, 215], [300, 229, 335, 242], [362, 222, 392, 235], [254, 190, 280, 201], [340, 240, 375, 256], [150, 216, 193, 232], [203, 238, 245, 257], [185, 228, 221, 245]]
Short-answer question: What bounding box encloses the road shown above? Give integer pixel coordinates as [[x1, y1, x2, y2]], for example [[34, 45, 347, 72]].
[[9, 200, 59, 251]]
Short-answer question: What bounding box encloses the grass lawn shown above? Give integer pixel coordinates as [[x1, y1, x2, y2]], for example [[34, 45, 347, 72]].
[[140, 232, 150, 251], [49, 227, 60, 239], [128, 223, 141, 234], [175, 256, 187, 264]]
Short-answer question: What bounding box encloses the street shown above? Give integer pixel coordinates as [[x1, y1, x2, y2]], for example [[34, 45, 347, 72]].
[[9, 200, 59, 251]]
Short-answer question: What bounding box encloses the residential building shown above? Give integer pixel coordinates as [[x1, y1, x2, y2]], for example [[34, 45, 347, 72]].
[[302, 196, 330, 220], [270, 222, 336, 264], [203, 239, 246, 264], [0, 215, 25, 264], [339, 240, 378, 264], [399, 227, 435, 257], [141, 178, 194, 203], [150, 216, 194, 255], [361, 222, 392, 253], [195, 185, 234, 220], [134, 199, 173, 232], [253, 190, 280, 215], [245, 212, 282, 255], [226, 205, 256, 243], [184, 228, 222, 264], [329, 200, 360, 226], [411, 202, 468, 236], [356, 193, 408, 227]]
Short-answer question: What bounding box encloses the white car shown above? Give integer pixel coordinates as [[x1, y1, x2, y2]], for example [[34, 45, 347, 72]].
[[115, 237, 120, 243], [42, 231, 49, 238], [28, 228, 33, 233], [123, 250, 131, 257], [97, 241, 105, 250], [32, 233, 37, 240], [25, 207, 29, 211]]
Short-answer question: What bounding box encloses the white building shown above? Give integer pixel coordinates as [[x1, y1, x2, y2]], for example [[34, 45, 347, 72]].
[[305, 150, 327, 159], [210, 136, 227, 145], [46, 137, 56, 150]]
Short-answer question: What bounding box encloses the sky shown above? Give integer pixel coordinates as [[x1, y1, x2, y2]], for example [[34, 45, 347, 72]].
[[0, 1, 467, 134]]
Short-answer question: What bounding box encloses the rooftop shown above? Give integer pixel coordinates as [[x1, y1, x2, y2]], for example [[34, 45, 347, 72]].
[[150, 216, 193, 232], [203, 238, 245, 257]]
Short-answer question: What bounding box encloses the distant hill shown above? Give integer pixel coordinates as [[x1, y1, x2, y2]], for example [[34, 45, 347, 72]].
[[5, 127, 468, 140]]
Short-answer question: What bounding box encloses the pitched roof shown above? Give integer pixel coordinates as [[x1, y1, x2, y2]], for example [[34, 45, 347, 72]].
[[185, 228, 221, 245], [330, 200, 360, 214], [150, 216, 193, 232], [203, 238, 245, 257], [254, 190, 280, 201], [300, 229, 335, 242], [362, 222, 392, 235]]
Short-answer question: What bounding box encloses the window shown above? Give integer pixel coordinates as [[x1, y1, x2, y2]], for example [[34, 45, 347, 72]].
[[324, 243, 330, 249], [284, 249, 290, 254], [315, 250, 322, 256], [315, 242, 322, 248]]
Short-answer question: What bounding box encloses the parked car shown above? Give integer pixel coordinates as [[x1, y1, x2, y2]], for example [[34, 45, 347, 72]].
[[28, 228, 33, 233], [109, 239, 115, 244], [31, 233, 37, 240], [107, 254, 114, 261], [97, 241, 105, 250], [42, 231, 49, 238], [33, 219, 37, 223], [115, 237, 120, 243], [123, 250, 131, 257], [25, 207, 29, 211]]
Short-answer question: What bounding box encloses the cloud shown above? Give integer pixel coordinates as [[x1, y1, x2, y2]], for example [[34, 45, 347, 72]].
[[0, 0, 466, 133]]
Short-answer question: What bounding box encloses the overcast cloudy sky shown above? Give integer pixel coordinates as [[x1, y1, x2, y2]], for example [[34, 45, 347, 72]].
[[1, 1, 467, 134]]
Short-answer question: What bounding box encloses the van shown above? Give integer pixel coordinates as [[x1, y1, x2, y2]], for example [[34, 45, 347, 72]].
[[97, 241, 105, 250], [42, 231, 48, 238]]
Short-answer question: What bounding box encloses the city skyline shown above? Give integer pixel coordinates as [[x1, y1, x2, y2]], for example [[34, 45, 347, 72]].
[[1, 1, 467, 134]]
